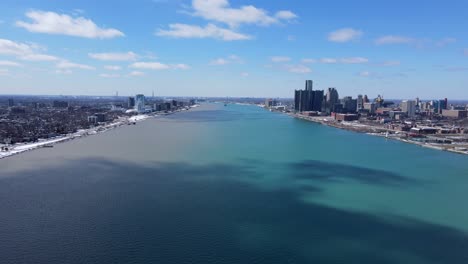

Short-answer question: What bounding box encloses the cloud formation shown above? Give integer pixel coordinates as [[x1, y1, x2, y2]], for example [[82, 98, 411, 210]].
[[375, 35, 415, 45], [129, 62, 190, 70], [56, 61, 95, 70], [89, 52, 137, 61], [271, 56, 291, 62], [156, 23, 251, 41], [0, 38, 59, 61], [191, 0, 297, 27], [16, 10, 124, 39], [328, 28, 363, 43]]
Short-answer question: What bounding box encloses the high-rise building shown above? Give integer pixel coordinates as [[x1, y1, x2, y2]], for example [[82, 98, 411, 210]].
[[128, 97, 135, 108], [438, 98, 448, 114], [324, 88, 339, 114], [341, 96, 357, 113], [364, 102, 376, 114], [363, 95, 370, 103], [294, 80, 323, 112], [357, 94, 364, 111], [8, 98, 14, 107], [305, 80, 313, 91], [135, 94, 145, 113], [401, 100, 416, 117]]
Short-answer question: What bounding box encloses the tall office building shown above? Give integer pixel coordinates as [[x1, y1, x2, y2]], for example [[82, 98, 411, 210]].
[[294, 80, 323, 112], [401, 100, 416, 117], [128, 97, 135, 109], [135, 94, 145, 113], [305, 80, 313, 91], [357, 94, 364, 111], [438, 98, 448, 114], [8, 98, 14, 107], [341, 96, 357, 113], [324, 88, 339, 113]]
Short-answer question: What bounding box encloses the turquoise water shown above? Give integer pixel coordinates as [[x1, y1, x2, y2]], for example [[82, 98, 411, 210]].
[[1, 103, 468, 263]]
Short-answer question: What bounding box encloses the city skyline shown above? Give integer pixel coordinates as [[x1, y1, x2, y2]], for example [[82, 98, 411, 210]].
[[0, 0, 467, 98]]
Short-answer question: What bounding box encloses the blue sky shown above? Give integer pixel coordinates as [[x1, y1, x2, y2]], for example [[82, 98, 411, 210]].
[[0, 0, 467, 99]]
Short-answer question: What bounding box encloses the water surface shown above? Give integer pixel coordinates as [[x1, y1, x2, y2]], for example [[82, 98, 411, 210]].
[[1, 103, 468, 264]]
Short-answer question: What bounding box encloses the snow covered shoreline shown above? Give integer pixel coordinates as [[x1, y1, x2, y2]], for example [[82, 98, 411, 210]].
[[0, 114, 152, 160]]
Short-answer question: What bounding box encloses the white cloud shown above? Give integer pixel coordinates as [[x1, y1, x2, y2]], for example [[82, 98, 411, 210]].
[[0, 38, 59, 61], [99, 73, 120, 78], [241, 72, 249, 77], [130, 62, 170, 70], [358, 71, 371, 77], [0, 60, 22, 67], [55, 69, 72, 75], [129, 71, 145, 76], [328, 28, 363, 43], [172, 63, 191, 70], [191, 0, 296, 27], [320, 58, 338, 64], [375, 35, 415, 45], [156, 23, 251, 41], [16, 10, 124, 39], [20, 54, 59, 61], [287, 35, 296, 41], [56, 60, 95, 70], [381, 61, 401, 66], [301, 58, 316, 64], [210, 58, 229, 65], [104, 65, 122, 71], [210, 55, 242, 65], [436, 37, 456, 47], [286, 64, 311, 74], [275, 10, 297, 20], [89, 52, 137, 61], [271, 56, 291, 62], [340, 57, 368, 64], [0, 38, 34, 56]]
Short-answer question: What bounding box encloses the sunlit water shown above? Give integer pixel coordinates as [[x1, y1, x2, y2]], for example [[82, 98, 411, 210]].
[[1, 103, 468, 263]]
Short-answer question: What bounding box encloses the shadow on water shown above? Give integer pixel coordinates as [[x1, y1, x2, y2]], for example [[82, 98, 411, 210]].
[[0, 158, 466, 264], [290, 160, 419, 186]]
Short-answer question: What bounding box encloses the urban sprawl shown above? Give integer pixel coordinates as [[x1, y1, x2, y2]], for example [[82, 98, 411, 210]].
[[263, 80, 468, 155]]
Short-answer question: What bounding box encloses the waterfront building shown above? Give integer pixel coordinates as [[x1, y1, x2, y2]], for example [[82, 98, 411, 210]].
[[401, 100, 416, 118], [363, 95, 370, 103], [357, 95, 364, 111], [363, 102, 376, 114], [341, 96, 357, 113], [305, 80, 313, 91], [324, 88, 339, 114], [442, 109, 467, 119], [128, 97, 135, 109], [335, 113, 359, 122], [135, 94, 145, 113], [438, 98, 448, 114], [294, 81, 323, 112], [87, 115, 98, 124]]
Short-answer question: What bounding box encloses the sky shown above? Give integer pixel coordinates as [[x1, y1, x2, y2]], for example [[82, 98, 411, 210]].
[[0, 0, 467, 99]]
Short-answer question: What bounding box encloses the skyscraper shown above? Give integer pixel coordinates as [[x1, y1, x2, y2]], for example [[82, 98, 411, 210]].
[[324, 88, 339, 114], [401, 100, 416, 117], [305, 80, 313, 91], [135, 94, 145, 113], [357, 94, 364, 111], [128, 97, 135, 109], [294, 80, 323, 112]]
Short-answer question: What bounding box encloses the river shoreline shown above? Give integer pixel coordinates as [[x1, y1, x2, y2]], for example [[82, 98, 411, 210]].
[[287, 112, 468, 156], [0, 106, 200, 160]]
